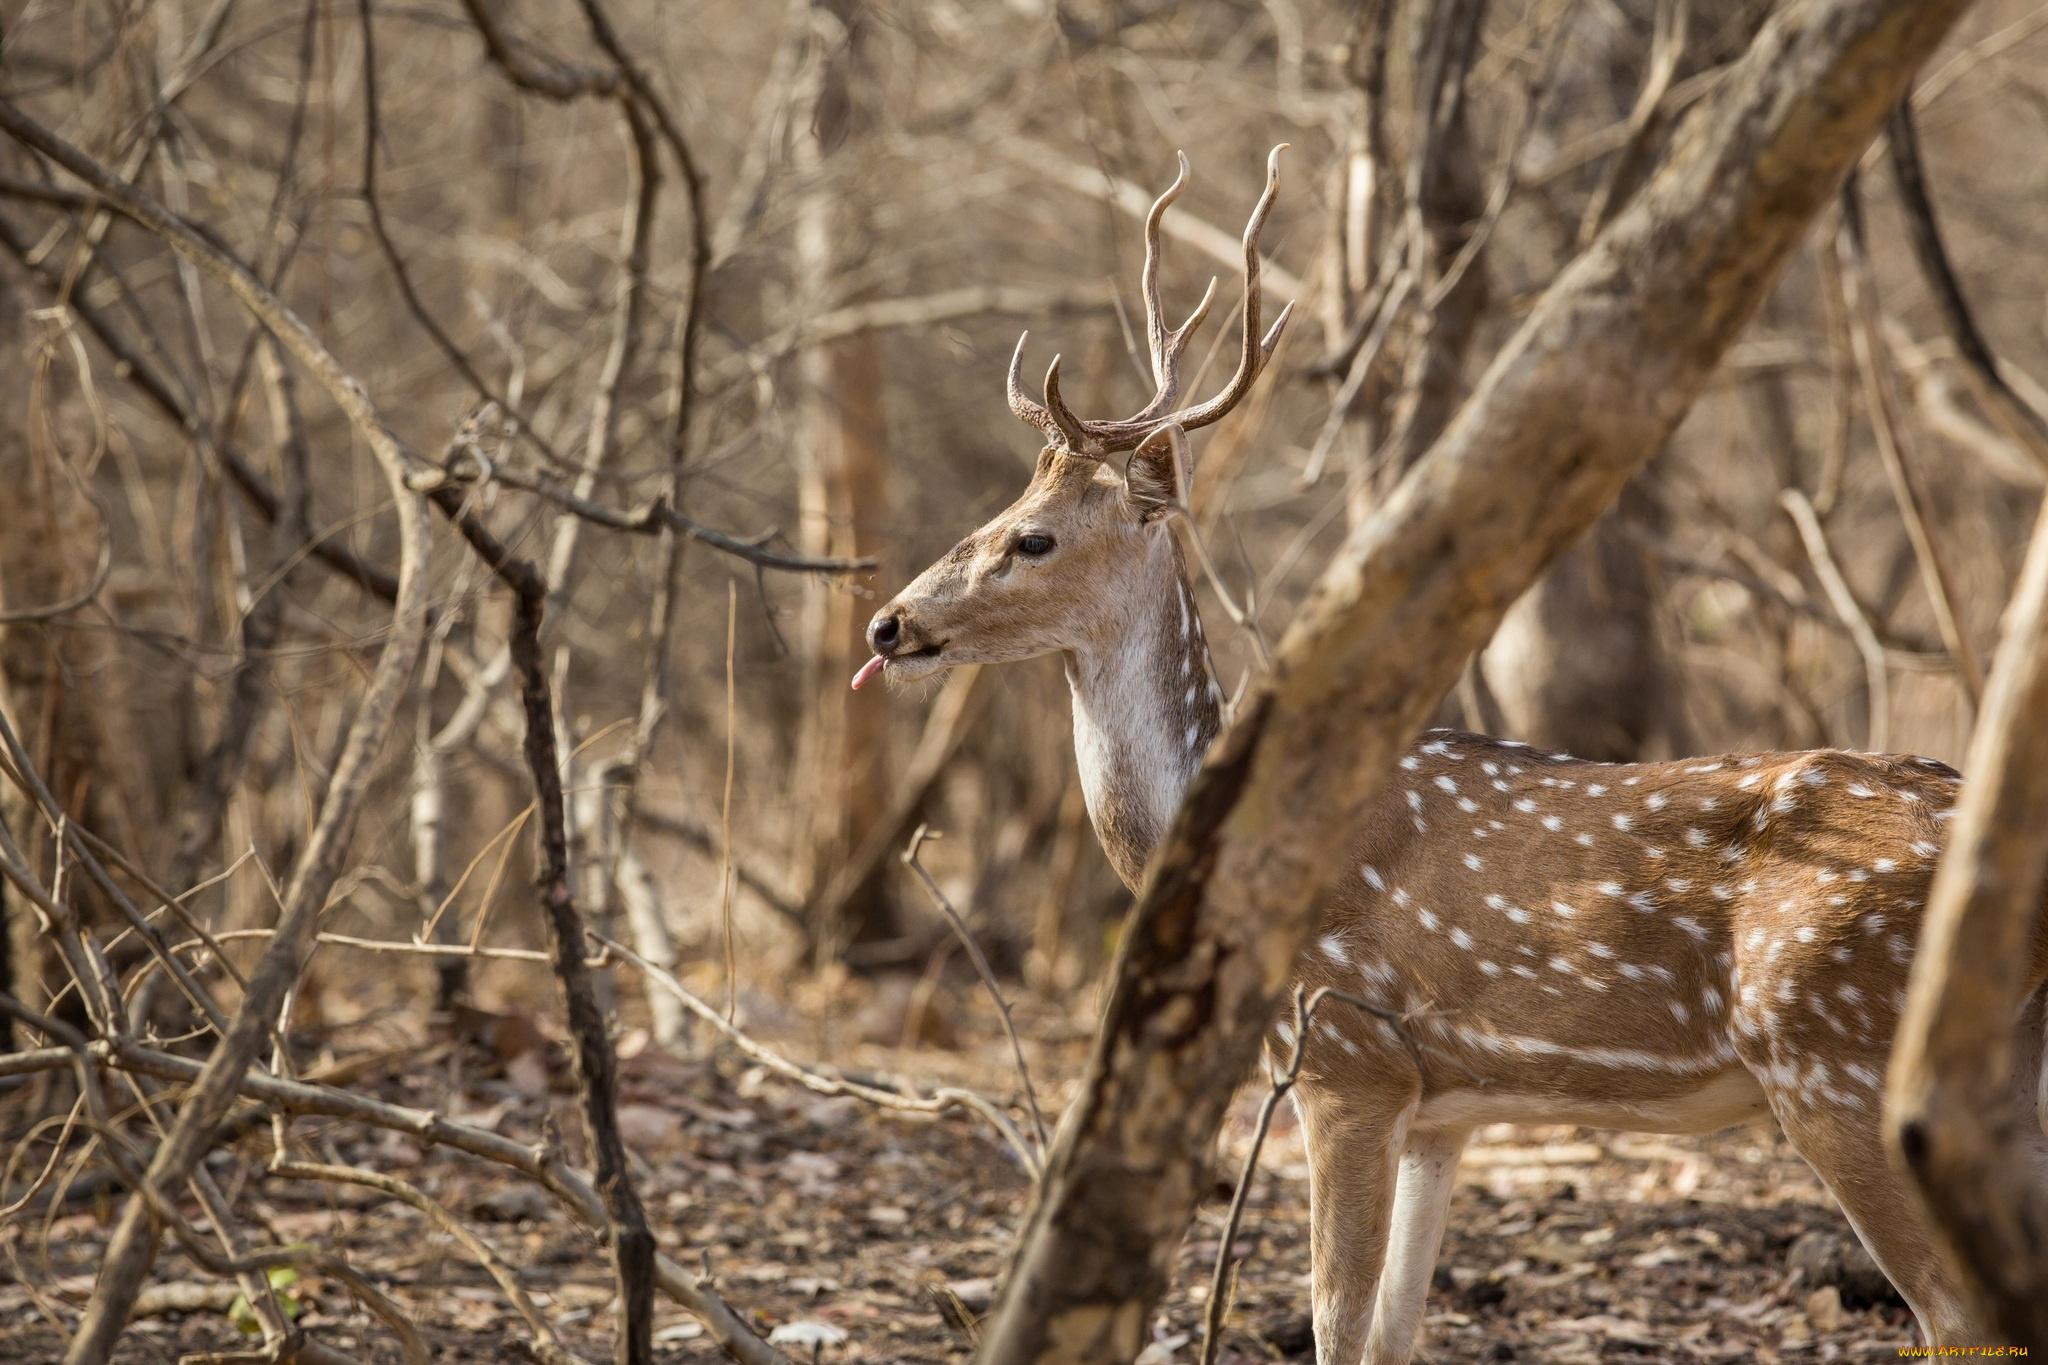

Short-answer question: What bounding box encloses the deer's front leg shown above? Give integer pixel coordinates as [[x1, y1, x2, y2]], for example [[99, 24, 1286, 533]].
[[1366, 1125, 1468, 1364], [1295, 1083, 1413, 1365]]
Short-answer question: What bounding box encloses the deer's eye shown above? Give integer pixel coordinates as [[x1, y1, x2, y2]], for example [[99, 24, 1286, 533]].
[[1015, 533, 1055, 558]]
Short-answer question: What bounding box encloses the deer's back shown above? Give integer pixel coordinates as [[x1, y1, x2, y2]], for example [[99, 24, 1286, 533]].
[[1288, 731, 2048, 1128]]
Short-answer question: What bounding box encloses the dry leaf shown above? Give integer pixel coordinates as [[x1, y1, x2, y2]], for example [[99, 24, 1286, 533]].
[[1805, 1285, 1843, 1333]]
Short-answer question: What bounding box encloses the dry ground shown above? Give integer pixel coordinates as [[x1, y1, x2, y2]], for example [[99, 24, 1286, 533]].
[[0, 976, 1924, 1363]]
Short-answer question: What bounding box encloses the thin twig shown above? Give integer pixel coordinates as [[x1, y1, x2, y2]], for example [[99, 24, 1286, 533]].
[[1154, 424, 1271, 669], [1199, 986, 1424, 1365], [269, 1158, 592, 1365], [1427, 0, 1581, 309], [596, 935, 1041, 1177], [447, 454, 875, 574], [901, 826, 1049, 1157], [1781, 489, 1891, 752], [1300, 270, 1412, 487], [1837, 185, 1984, 708], [720, 581, 739, 1021]]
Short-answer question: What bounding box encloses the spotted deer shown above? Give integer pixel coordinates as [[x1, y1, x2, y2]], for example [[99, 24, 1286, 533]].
[[854, 150, 2048, 1360]]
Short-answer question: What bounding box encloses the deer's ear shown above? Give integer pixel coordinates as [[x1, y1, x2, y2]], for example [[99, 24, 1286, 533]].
[[1124, 424, 1187, 521]]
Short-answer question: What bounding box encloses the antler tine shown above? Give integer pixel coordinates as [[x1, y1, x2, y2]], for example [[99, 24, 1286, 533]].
[[1140, 152, 1192, 393], [1175, 276, 1220, 358], [1073, 144, 1292, 452], [1125, 275, 1218, 429], [1001, 148, 1292, 456], [1260, 300, 1295, 360], [1041, 354, 1095, 453], [1007, 331, 1071, 451], [1154, 142, 1288, 435]]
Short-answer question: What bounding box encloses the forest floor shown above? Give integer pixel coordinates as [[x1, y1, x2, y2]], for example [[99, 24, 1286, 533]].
[[0, 973, 1925, 1363]]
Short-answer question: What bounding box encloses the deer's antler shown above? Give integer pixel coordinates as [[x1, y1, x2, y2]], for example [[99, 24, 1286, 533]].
[[1009, 145, 1295, 458]]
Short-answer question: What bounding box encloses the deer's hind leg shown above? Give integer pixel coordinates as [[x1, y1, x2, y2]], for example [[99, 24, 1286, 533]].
[[1293, 1078, 1417, 1365], [1766, 1086, 1984, 1346]]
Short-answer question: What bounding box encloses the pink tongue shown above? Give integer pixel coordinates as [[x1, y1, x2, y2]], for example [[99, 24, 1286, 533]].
[[850, 655, 887, 690]]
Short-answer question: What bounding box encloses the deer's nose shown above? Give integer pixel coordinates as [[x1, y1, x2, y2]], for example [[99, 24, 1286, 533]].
[[868, 612, 902, 654]]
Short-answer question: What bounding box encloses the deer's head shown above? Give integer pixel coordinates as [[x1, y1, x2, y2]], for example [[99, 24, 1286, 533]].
[[854, 147, 1292, 691]]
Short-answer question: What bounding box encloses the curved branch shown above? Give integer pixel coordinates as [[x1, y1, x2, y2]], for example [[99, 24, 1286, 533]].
[[461, 461, 875, 573], [1887, 99, 2048, 472]]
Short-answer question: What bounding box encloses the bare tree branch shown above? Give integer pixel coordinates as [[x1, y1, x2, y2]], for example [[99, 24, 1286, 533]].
[[0, 95, 436, 1365], [1886, 99, 2048, 472], [429, 492, 658, 1365]]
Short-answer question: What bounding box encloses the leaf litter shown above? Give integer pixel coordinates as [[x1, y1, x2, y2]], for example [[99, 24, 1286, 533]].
[[0, 981, 1924, 1361]]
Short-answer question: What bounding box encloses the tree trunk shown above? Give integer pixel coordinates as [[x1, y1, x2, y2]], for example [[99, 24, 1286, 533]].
[[975, 2, 1977, 1358], [0, 388, 152, 1025], [792, 0, 895, 955], [1480, 0, 1777, 761], [1378, 0, 1490, 480], [1886, 487, 2048, 1346], [1482, 480, 1685, 760]]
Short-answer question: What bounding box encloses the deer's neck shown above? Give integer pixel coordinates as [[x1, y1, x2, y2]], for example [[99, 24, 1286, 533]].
[[1064, 536, 1223, 888]]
